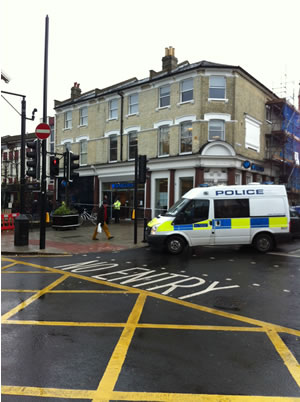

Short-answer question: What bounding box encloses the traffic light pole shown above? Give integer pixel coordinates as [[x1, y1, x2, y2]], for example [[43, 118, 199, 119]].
[[39, 15, 49, 250]]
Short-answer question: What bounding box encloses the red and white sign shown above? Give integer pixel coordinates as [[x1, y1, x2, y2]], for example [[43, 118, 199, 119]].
[[35, 123, 51, 140]]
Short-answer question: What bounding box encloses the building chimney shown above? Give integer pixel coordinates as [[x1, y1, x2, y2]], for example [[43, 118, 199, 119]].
[[71, 82, 81, 99], [162, 46, 178, 72]]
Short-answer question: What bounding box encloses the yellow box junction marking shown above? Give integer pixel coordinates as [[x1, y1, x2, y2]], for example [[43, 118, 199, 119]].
[[2, 256, 300, 401]]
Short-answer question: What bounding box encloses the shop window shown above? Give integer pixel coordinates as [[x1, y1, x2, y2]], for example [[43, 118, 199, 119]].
[[155, 178, 168, 215], [180, 177, 193, 196]]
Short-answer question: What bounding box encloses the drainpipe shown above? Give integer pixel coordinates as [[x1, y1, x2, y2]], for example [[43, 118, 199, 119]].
[[118, 92, 124, 161]]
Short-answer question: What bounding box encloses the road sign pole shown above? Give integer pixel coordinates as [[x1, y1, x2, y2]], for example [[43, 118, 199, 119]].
[[40, 15, 49, 250]]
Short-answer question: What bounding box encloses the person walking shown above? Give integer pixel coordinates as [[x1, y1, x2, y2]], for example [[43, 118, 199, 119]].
[[92, 202, 114, 240], [113, 197, 121, 223]]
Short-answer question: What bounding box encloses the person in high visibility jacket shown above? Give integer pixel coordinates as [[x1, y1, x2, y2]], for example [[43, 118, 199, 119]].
[[113, 198, 121, 223]]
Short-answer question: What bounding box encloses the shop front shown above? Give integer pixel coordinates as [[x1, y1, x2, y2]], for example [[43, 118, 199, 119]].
[[102, 181, 145, 221]]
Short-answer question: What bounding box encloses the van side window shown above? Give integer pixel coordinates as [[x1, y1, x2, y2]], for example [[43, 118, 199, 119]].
[[214, 199, 249, 218], [176, 200, 209, 224]]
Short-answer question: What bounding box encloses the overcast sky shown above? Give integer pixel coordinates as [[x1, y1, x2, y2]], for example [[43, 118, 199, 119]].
[[1, 0, 299, 137]]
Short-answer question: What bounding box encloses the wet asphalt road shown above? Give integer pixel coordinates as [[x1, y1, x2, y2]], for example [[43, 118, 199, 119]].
[[2, 241, 300, 401]]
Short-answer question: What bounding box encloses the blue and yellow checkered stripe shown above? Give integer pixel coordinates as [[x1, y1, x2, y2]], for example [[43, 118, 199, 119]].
[[172, 217, 288, 231]]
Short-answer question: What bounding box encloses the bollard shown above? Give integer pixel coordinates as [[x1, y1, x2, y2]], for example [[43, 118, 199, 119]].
[[14, 214, 29, 246], [142, 217, 148, 243]]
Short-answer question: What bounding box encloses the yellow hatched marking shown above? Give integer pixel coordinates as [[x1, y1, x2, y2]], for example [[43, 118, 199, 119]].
[[1, 385, 95, 399], [267, 329, 300, 388], [2, 271, 56, 274], [2, 386, 300, 401], [1, 257, 300, 336], [1, 289, 38, 293], [1, 274, 68, 321], [93, 294, 146, 401], [4, 319, 126, 327], [2, 257, 300, 394], [1, 262, 17, 270], [112, 392, 300, 401]]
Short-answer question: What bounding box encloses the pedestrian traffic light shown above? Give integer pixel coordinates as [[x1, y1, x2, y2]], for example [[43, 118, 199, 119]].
[[64, 149, 79, 182], [26, 140, 40, 179], [50, 156, 59, 178], [138, 155, 147, 184]]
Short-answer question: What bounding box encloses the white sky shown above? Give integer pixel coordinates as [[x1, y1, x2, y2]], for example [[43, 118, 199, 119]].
[[1, 0, 300, 137]]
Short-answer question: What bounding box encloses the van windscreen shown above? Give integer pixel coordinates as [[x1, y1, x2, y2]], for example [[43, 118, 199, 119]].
[[165, 198, 190, 216]]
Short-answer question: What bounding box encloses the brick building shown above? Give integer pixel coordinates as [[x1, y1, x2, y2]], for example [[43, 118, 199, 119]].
[[54, 47, 299, 219]]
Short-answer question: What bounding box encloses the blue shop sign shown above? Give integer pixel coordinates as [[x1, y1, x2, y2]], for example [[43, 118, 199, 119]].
[[251, 163, 264, 172], [112, 182, 134, 189], [243, 160, 251, 169]]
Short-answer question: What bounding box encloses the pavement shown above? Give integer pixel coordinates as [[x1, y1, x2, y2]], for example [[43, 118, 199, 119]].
[[1, 220, 147, 255]]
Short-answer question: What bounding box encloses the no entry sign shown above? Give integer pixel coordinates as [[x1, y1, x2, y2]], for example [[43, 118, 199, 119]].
[[35, 123, 51, 140]]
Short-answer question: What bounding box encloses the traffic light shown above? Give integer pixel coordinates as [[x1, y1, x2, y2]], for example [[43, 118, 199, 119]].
[[50, 156, 59, 178], [64, 150, 79, 182], [26, 140, 40, 179], [138, 155, 147, 184]]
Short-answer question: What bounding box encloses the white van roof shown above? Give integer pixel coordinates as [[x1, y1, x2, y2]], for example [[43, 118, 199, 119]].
[[183, 184, 287, 199]]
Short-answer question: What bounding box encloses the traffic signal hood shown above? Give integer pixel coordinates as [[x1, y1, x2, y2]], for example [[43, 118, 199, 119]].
[[50, 156, 60, 178], [63, 150, 79, 182], [138, 155, 147, 184], [26, 140, 40, 179]]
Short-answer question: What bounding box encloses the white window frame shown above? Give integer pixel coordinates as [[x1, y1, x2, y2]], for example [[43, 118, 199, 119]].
[[128, 131, 138, 160], [159, 85, 170, 108], [79, 106, 88, 126], [245, 115, 261, 152], [64, 111, 72, 129], [128, 94, 139, 115], [109, 134, 118, 163], [180, 121, 193, 155], [180, 78, 193, 103], [109, 99, 118, 120], [158, 125, 170, 157], [209, 75, 226, 99], [79, 139, 88, 165], [208, 119, 225, 141]]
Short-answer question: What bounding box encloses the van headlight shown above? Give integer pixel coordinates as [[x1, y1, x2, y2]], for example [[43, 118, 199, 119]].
[[150, 225, 158, 235]]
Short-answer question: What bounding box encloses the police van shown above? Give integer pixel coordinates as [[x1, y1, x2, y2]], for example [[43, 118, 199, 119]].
[[146, 184, 291, 254]]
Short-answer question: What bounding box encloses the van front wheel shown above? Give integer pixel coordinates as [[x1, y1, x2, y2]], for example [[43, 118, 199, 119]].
[[166, 235, 186, 255], [254, 233, 274, 253]]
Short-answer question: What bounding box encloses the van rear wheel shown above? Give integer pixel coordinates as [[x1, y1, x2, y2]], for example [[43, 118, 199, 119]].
[[166, 235, 186, 255], [254, 233, 274, 253]]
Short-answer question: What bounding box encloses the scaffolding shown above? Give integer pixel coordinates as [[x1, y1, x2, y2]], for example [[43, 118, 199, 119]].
[[266, 99, 300, 201]]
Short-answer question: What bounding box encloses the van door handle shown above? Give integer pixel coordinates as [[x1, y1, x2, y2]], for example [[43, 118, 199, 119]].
[[215, 220, 221, 226]]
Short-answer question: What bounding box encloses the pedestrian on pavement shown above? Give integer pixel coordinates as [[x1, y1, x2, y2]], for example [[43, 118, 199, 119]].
[[92, 202, 114, 241], [113, 197, 121, 223]]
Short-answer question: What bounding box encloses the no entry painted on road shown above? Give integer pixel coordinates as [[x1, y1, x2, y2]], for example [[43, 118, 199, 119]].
[[35, 123, 51, 140]]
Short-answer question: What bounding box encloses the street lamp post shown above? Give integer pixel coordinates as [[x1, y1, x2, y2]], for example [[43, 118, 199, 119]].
[[1, 90, 37, 245]]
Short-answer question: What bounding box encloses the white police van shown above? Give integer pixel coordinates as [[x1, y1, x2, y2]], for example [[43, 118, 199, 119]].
[[146, 184, 290, 254]]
